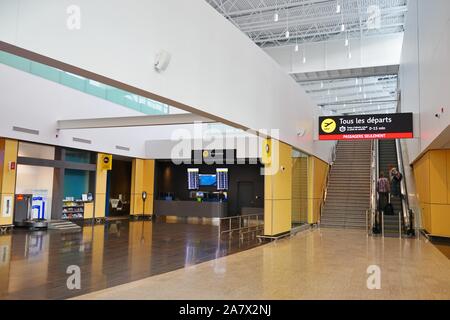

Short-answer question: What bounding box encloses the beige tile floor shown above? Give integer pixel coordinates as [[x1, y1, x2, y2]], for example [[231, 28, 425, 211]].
[[74, 228, 450, 300]]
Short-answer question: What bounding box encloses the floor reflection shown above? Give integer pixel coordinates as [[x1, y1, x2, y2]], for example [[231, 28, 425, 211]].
[[0, 220, 260, 299]]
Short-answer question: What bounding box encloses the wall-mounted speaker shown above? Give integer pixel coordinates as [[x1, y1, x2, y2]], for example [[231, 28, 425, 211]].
[[154, 50, 171, 72]]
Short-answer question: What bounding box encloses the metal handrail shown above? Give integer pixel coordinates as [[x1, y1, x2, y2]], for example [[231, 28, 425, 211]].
[[367, 140, 379, 235], [320, 141, 338, 223], [218, 213, 264, 240], [395, 139, 414, 236]]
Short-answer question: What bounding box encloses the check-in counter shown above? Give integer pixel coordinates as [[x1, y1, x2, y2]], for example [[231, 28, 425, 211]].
[[154, 200, 227, 218]]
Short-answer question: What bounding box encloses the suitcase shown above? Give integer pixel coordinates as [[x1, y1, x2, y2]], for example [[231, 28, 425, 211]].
[[384, 194, 394, 215]]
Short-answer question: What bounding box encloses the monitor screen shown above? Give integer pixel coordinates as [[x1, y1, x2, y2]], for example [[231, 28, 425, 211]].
[[199, 174, 217, 186], [187, 168, 199, 190], [216, 168, 229, 190]]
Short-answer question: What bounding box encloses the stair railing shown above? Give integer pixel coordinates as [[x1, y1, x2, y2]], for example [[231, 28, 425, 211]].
[[395, 139, 415, 236], [367, 140, 379, 235], [319, 141, 337, 224]]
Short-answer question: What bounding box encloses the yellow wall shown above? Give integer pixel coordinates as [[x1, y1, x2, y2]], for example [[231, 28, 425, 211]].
[[264, 140, 292, 236], [308, 156, 329, 224], [130, 159, 155, 216], [292, 157, 308, 223], [0, 139, 18, 226], [413, 150, 450, 237], [94, 153, 110, 219]]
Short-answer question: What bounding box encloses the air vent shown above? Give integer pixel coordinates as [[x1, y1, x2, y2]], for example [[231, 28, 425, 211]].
[[116, 145, 130, 151], [72, 137, 92, 144], [12, 126, 39, 135]]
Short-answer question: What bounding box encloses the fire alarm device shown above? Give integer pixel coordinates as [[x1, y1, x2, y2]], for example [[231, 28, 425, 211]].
[[8, 161, 16, 171]]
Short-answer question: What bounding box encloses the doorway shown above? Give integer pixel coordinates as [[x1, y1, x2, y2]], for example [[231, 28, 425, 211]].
[[237, 181, 255, 215], [106, 159, 132, 217]]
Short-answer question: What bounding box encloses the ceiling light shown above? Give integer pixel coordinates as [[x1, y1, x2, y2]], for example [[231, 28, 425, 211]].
[[274, 12, 279, 22], [359, 86, 362, 92], [345, 38, 349, 46], [320, 81, 324, 88], [302, 56, 307, 64], [347, 51, 352, 59], [285, 30, 290, 38], [355, 78, 359, 85], [341, 24, 345, 32], [295, 44, 299, 52], [336, 3, 341, 14]]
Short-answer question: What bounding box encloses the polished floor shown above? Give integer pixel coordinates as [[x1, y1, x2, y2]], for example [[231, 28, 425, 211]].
[[0, 220, 260, 300], [76, 228, 450, 300]]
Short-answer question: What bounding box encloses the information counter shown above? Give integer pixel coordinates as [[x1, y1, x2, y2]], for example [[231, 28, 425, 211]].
[[154, 200, 227, 218]]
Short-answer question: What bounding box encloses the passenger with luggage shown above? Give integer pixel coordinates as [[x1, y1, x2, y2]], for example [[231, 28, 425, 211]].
[[377, 172, 390, 211], [390, 167, 403, 198]]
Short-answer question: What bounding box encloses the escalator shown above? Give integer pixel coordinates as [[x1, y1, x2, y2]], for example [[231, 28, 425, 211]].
[[378, 140, 403, 237], [369, 139, 415, 238]]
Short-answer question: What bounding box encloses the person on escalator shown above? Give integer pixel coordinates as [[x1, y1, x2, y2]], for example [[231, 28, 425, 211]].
[[377, 172, 390, 211], [390, 168, 403, 198]]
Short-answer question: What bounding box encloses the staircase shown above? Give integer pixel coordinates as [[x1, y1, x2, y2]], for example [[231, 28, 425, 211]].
[[321, 140, 372, 229], [378, 140, 402, 237], [48, 220, 81, 231]]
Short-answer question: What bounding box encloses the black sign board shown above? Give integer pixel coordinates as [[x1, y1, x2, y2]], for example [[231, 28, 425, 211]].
[[319, 113, 413, 141]]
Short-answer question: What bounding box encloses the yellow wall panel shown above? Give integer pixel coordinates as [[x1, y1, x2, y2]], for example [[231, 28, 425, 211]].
[[447, 150, 450, 203], [264, 199, 291, 236], [429, 150, 447, 204], [94, 153, 109, 218], [0, 139, 18, 226], [130, 159, 154, 216], [421, 203, 431, 233], [264, 140, 292, 236], [84, 202, 94, 219], [307, 156, 329, 224], [413, 150, 450, 236], [430, 204, 450, 237]]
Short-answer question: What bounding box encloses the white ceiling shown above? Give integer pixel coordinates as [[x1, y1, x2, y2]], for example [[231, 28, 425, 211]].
[[207, 0, 406, 115], [206, 0, 407, 48], [301, 74, 398, 115]]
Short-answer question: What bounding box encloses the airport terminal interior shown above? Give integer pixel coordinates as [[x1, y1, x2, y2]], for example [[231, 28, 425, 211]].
[[1, 0, 450, 300]]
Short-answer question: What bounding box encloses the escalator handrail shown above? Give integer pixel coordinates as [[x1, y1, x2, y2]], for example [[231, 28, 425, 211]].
[[367, 140, 379, 235], [395, 139, 413, 235]]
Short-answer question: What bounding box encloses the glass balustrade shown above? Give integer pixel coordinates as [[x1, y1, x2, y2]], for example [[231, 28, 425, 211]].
[[0, 50, 169, 115]]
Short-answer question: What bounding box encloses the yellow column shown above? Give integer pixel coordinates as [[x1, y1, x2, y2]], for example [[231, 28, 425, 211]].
[[413, 150, 450, 237], [0, 139, 18, 227], [130, 159, 155, 217], [94, 153, 111, 219], [263, 139, 292, 236], [307, 156, 329, 224]]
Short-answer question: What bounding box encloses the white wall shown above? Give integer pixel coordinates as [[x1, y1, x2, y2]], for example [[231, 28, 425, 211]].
[[0, 0, 333, 163], [265, 34, 404, 74], [399, 0, 450, 163], [0, 63, 148, 157]]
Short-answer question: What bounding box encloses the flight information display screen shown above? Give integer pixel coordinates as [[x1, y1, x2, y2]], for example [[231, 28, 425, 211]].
[[199, 174, 217, 186], [216, 168, 229, 190], [187, 168, 199, 190]]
